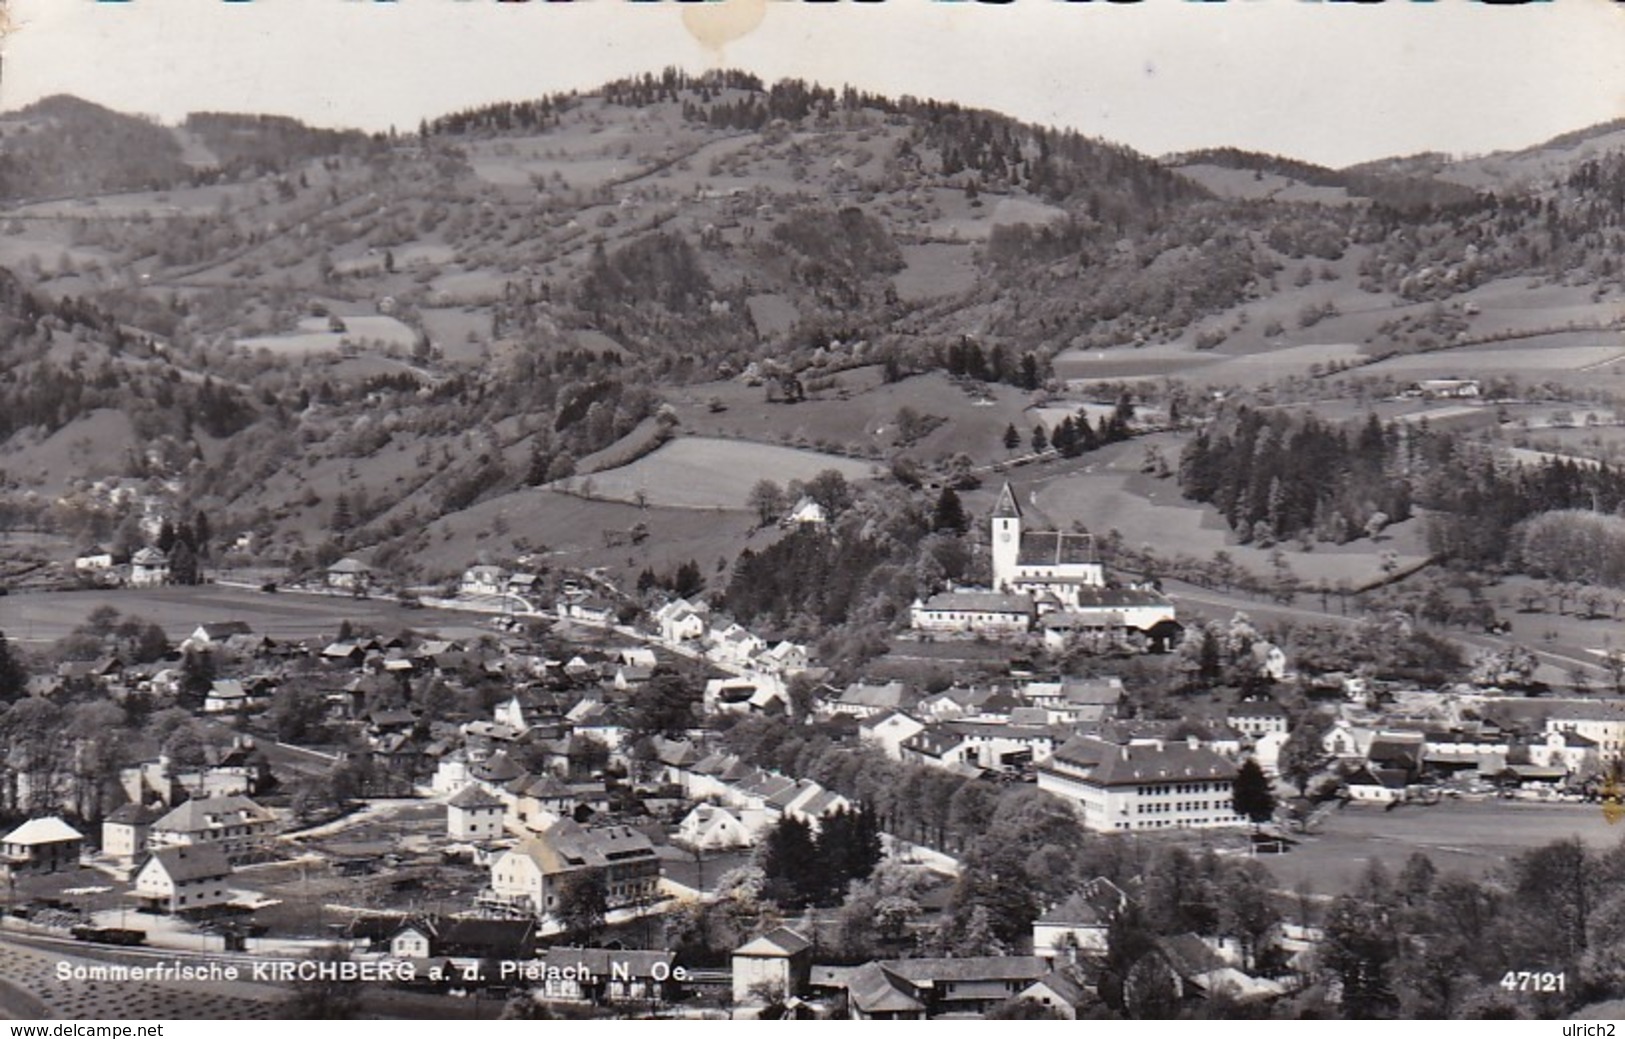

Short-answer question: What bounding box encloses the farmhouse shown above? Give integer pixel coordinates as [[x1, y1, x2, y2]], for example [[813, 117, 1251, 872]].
[[910, 591, 1035, 634], [134, 844, 234, 914], [326, 557, 373, 592], [655, 598, 709, 643], [74, 546, 114, 573], [1037, 736, 1242, 833], [859, 711, 927, 761], [461, 565, 509, 597], [129, 547, 170, 587]]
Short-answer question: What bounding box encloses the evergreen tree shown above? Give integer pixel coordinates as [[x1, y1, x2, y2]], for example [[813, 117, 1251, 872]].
[[331, 493, 353, 533], [1031, 424, 1048, 454], [1003, 423, 1021, 451], [932, 487, 968, 534], [1231, 758, 1276, 831], [0, 632, 26, 703]]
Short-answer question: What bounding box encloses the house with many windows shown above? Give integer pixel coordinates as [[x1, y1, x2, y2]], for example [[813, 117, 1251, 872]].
[[1037, 736, 1243, 833]]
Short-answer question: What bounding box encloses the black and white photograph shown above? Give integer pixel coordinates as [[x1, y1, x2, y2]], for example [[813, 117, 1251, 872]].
[[0, 0, 1621, 1023]]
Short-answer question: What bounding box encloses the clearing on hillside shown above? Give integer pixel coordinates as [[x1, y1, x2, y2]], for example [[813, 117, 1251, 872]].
[[552, 436, 879, 510]]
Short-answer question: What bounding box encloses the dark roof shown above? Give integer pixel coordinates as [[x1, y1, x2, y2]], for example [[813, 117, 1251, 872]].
[[1015, 529, 1096, 567], [105, 803, 164, 826], [1049, 737, 1237, 787], [446, 785, 505, 810], [921, 591, 1034, 615], [145, 844, 232, 883], [881, 956, 1047, 985], [992, 482, 1022, 520], [736, 927, 812, 958], [197, 621, 253, 640]]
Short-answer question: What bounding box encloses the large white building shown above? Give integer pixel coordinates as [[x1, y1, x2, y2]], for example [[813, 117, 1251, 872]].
[[1037, 736, 1243, 833]]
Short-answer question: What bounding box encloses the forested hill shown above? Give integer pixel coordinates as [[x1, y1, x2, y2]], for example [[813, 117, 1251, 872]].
[[1, 69, 1623, 589]]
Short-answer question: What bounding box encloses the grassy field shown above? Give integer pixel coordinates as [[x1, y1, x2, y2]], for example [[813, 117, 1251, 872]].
[[894, 243, 977, 303], [413, 484, 764, 585], [0, 408, 137, 496], [553, 436, 880, 510], [1261, 800, 1625, 896], [667, 370, 1035, 466], [0, 584, 489, 647], [1021, 436, 1431, 588], [238, 315, 418, 356]]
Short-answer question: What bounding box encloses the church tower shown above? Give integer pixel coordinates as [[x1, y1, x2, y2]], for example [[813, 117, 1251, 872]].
[[991, 481, 1022, 593]]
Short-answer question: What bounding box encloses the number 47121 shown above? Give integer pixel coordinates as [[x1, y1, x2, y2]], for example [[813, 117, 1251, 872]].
[[1501, 971, 1566, 993]]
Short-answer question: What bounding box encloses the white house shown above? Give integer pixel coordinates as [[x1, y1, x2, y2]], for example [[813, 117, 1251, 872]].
[[326, 557, 373, 592], [0, 817, 85, 873], [461, 565, 510, 597], [655, 599, 709, 643], [859, 711, 927, 762], [129, 547, 170, 587], [732, 927, 812, 1005], [675, 804, 754, 851], [74, 547, 114, 574], [783, 497, 827, 527], [134, 844, 234, 914], [102, 803, 162, 865], [708, 624, 767, 667], [1033, 881, 1126, 965], [446, 784, 506, 842]]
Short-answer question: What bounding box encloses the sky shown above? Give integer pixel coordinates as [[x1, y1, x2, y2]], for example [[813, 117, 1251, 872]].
[[1, 0, 1622, 169]]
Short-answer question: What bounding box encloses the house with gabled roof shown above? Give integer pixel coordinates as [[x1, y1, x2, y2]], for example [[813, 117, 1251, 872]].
[[1033, 878, 1127, 964], [129, 546, 169, 587], [676, 804, 753, 851], [859, 711, 926, 761], [148, 795, 276, 862], [655, 598, 709, 644], [486, 819, 659, 916], [134, 844, 233, 914], [732, 927, 813, 1005], [826, 681, 910, 720]]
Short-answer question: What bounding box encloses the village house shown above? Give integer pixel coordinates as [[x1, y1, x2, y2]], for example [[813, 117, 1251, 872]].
[[1227, 701, 1291, 738], [101, 803, 163, 865], [833, 956, 1049, 1019], [486, 819, 660, 917], [859, 711, 927, 762], [732, 927, 813, 1006], [655, 599, 709, 644], [446, 783, 506, 841], [74, 546, 115, 574], [148, 795, 277, 862], [326, 557, 374, 593], [910, 591, 1035, 635], [899, 727, 979, 775], [1032, 879, 1127, 965], [825, 681, 911, 720], [391, 917, 536, 962], [461, 565, 510, 597], [0, 816, 85, 873], [129, 547, 170, 587], [707, 624, 767, 668], [675, 804, 753, 850], [133, 844, 234, 914], [557, 596, 616, 625], [1038, 736, 1243, 833], [782, 496, 827, 527], [516, 948, 682, 1005]]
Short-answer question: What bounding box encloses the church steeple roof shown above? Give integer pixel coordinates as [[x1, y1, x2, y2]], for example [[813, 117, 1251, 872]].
[[993, 482, 1022, 520]]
